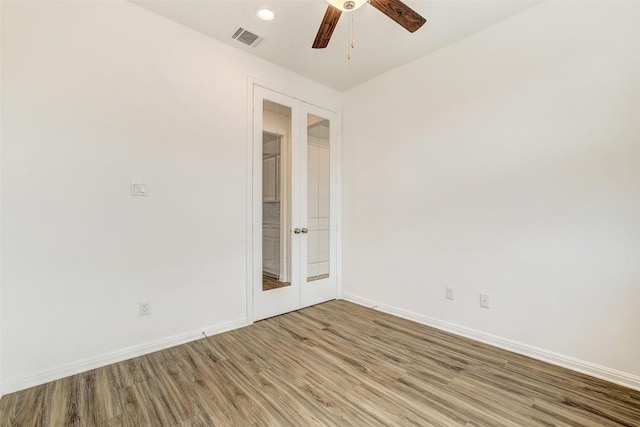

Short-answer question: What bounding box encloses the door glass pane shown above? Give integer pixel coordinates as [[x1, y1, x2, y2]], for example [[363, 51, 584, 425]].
[[263, 101, 292, 291], [307, 114, 330, 282]]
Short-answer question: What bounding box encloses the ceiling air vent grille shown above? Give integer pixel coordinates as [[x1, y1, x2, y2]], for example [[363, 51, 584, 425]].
[[231, 27, 263, 47]]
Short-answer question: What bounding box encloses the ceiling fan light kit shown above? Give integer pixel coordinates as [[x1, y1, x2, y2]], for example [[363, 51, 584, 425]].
[[313, 0, 427, 50], [326, 0, 368, 12]]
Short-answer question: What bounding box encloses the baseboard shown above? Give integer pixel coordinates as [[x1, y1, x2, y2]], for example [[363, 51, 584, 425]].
[[342, 293, 640, 392], [1, 317, 247, 396]]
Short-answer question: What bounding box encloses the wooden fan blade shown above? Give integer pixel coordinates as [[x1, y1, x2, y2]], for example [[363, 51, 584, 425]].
[[369, 0, 426, 33], [313, 5, 342, 49]]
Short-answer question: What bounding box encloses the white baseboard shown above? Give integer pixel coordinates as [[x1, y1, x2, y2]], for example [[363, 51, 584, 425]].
[[1, 318, 247, 396], [342, 293, 640, 392]]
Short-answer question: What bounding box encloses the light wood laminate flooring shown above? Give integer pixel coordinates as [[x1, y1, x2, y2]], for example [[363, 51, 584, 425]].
[[262, 274, 290, 291], [1, 300, 639, 426]]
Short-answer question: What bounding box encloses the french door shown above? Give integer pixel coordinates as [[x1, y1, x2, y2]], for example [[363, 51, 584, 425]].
[[253, 86, 338, 321]]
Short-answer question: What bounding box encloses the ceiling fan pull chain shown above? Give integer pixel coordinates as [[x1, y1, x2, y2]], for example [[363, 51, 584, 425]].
[[351, 11, 355, 48], [348, 12, 354, 60]]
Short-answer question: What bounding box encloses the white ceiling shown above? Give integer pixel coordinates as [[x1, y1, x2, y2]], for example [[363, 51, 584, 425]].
[[132, 0, 540, 91]]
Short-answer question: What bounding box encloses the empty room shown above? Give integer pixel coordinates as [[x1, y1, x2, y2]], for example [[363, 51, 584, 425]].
[[1, 0, 639, 425]]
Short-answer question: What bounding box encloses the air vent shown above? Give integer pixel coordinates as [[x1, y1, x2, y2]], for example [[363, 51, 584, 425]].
[[231, 27, 263, 48]]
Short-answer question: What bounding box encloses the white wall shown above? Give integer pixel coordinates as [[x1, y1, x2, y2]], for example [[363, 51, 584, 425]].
[[343, 1, 640, 388], [0, 0, 340, 393]]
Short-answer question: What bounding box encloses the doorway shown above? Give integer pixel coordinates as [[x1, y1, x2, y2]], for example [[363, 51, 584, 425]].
[[252, 86, 338, 321]]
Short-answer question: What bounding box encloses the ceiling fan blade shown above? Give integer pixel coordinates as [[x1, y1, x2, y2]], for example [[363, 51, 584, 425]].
[[369, 0, 426, 33], [312, 5, 342, 49]]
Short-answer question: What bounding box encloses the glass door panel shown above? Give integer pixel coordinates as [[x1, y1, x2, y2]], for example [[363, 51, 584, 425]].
[[262, 101, 291, 292], [300, 106, 338, 308], [306, 115, 331, 283]]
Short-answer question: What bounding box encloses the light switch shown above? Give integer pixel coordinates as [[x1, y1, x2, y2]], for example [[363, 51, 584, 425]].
[[131, 181, 148, 196]]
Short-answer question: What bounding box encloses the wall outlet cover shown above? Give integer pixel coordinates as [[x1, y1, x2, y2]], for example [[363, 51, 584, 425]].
[[446, 287, 454, 300], [480, 293, 490, 309], [139, 301, 151, 316]]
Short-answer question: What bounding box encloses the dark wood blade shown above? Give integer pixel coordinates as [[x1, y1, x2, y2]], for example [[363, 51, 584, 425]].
[[312, 5, 342, 49], [369, 0, 426, 33]]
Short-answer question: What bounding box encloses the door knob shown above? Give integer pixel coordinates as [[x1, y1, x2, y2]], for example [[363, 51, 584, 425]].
[[294, 228, 301, 234], [301, 228, 309, 234]]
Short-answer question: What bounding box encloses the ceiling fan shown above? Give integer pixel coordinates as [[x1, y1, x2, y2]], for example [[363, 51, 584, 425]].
[[312, 0, 427, 49]]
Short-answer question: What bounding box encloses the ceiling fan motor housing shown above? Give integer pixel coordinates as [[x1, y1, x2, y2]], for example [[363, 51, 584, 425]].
[[326, 0, 368, 12]]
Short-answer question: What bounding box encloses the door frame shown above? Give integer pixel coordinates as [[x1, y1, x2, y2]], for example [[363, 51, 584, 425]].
[[245, 78, 342, 324]]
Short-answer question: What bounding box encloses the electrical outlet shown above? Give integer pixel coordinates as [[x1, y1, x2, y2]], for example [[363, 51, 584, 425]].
[[446, 287, 454, 300], [139, 301, 151, 316], [480, 293, 490, 309]]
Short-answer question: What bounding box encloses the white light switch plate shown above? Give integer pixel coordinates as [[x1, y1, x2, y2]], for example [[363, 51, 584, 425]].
[[131, 181, 148, 196]]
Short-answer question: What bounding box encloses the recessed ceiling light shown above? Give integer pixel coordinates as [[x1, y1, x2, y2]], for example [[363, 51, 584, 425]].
[[257, 8, 275, 22]]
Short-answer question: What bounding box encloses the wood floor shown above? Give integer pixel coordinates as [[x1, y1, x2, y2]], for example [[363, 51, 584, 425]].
[[262, 274, 290, 291], [1, 300, 639, 426]]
